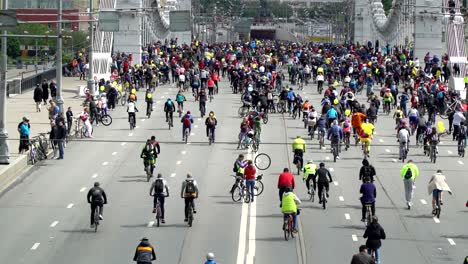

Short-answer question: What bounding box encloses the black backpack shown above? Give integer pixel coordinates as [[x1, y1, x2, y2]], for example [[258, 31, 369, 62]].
[[185, 180, 196, 194], [154, 179, 164, 193], [363, 166, 373, 178], [404, 168, 413, 179]]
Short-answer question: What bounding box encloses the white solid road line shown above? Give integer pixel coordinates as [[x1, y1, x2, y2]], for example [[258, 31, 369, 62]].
[[447, 238, 456, 245], [147, 221, 155, 228], [236, 202, 249, 264], [102, 161, 109, 166], [345, 214, 350, 220], [458, 160, 464, 165], [121, 142, 127, 146], [420, 199, 427, 205], [338, 196, 344, 201], [31, 243, 40, 250], [135, 126, 140, 129], [92, 173, 98, 178], [191, 133, 195, 136], [176, 160, 182, 165], [170, 173, 176, 177], [352, 235, 358, 242], [141, 119, 145, 122], [246, 200, 257, 264], [194, 125, 199, 128], [50, 221, 59, 227], [112, 152, 118, 155], [433, 217, 440, 224], [79, 187, 86, 192], [67, 203, 74, 209]]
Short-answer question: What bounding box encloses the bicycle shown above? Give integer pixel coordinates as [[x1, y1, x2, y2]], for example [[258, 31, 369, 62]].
[[155, 196, 163, 227], [147, 103, 153, 118], [294, 153, 303, 175], [429, 143, 437, 163], [167, 115, 173, 130], [399, 142, 408, 162], [144, 160, 154, 182], [28, 138, 47, 164], [277, 100, 287, 114], [93, 206, 100, 232], [344, 133, 350, 151], [321, 187, 328, 209], [433, 190, 442, 218], [187, 200, 194, 227], [91, 112, 113, 126], [74, 118, 88, 138], [254, 153, 271, 170], [458, 137, 466, 157], [120, 89, 128, 106], [331, 141, 340, 162], [383, 101, 391, 115], [283, 213, 295, 241], [184, 127, 190, 144], [362, 140, 370, 159], [364, 203, 373, 226], [129, 114, 136, 130], [231, 175, 249, 203], [238, 105, 250, 118], [318, 129, 325, 149], [308, 184, 315, 202]]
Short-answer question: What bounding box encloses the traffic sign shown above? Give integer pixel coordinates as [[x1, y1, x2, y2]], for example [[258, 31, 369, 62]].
[[0, 10, 17, 30]]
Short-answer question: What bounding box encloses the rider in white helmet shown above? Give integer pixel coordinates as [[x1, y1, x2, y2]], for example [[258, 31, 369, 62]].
[[205, 252, 216, 264]]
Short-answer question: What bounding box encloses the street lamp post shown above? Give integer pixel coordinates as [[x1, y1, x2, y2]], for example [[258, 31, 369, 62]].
[[56, 0, 64, 114], [0, 0, 9, 164], [87, 0, 95, 96]]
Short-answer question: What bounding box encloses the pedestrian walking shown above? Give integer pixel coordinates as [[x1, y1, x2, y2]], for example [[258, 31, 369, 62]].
[[50, 80, 57, 100], [56, 121, 66, 159], [41, 79, 49, 105], [50, 121, 58, 158], [33, 84, 43, 112], [66, 107, 73, 135], [363, 216, 386, 263], [350, 245, 376, 264], [400, 160, 419, 209], [18, 117, 30, 154], [48, 100, 59, 121]]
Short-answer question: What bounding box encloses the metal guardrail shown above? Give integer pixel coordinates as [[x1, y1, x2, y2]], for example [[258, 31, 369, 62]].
[[19, 68, 57, 94]]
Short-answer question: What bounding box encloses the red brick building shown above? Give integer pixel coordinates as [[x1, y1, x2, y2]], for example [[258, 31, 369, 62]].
[[16, 9, 80, 31]]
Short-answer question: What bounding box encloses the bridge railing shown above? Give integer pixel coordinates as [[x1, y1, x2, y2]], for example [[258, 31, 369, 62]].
[[92, 0, 117, 80]]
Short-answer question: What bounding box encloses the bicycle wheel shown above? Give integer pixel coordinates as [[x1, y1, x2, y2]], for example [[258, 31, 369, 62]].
[[94, 208, 99, 232], [188, 206, 193, 227], [322, 194, 327, 209], [231, 186, 243, 202], [185, 129, 189, 144], [284, 219, 290, 241], [254, 180, 264, 196], [309, 188, 315, 202], [156, 205, 161, 227], [244, 186, 251, 203], [254, 153, 271, 170], [120, 95, 126, 106], [146, 165, 151, 182], [99, 114, 112, 126], [263, 114, 269, 124], [296, 160, 301, 175]]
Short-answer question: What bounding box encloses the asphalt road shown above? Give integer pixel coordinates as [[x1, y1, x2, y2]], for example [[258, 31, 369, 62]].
[[0, 76, 467, 264]]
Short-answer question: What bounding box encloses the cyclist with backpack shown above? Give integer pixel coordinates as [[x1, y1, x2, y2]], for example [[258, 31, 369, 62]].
[[145, 89, 153, 117], [141, 140, 157, 176], [164, 98, 176, 126], [327, 120, 343, 159], [205, 111, 218, 142], [400, 160, 419, 209], [359, 159, 376, 183], [150, 173, 169, 223], [181, 111, 194, 141], [181, 173, 199, 222], [360, 176, 376, 222]]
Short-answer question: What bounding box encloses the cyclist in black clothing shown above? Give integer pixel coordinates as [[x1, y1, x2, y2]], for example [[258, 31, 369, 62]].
[[315, 162, 333, 203], [359, 159, 376, 183], [87, 182, 108, 228], [164, 99, 176, 125], [198, 88, 208, 116]]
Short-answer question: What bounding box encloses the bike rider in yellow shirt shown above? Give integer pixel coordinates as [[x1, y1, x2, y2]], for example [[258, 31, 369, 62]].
[[292, 136, 306, 167], [303, 160, 317, 195]]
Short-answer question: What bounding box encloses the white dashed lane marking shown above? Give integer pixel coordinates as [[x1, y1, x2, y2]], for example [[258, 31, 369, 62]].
[[345, 214, 350, 220], [79, 187, 86, 192], [129, 133, 133, 137], [197, 118, 201, 121], [171, 173, 176, 177], [325, 156, 330, 160], [352, 235, 358, 242], [333, 181, 339, 186], [50, 221, 59, 227], [458, 160, 464, 165], [191, 133, 195, 136], [181, 150, 187, 155], [141, 119, 146, 122], [329, 168, 334, 172], [338, 196, 344, 201], [112, 152, 118, 155], [194, 125, 199, 128], [176, 160, 182, 165], [160, 96, 165, 99], [379, 139, 384, 143], [420, 199, 427, 205], [385, 149, 391, 153], [148, 221, 155, 227], [67, 203, 74, 209], [31, 243, 40, 250], [392, 159, 398, 163], [121, 142, 127, 146], [92, 173, 98, 178], [102, 161, 109, 166], [447, 150, 453, 154], [433, 217, 440, 224], [447, 238, 456, 246]]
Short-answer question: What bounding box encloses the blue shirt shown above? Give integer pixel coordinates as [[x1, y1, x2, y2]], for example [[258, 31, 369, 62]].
[[327, 125, 343, 140], [20, 123, 30, 136], [360, 182, 376, 203], [327, 108, 338, 119]]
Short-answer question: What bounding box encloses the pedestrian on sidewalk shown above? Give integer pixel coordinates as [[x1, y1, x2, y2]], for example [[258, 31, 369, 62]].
[[33, 84, 43, 112], [66, 107, 73, 135], [56, 121, 66, 159], [41, 79, 49, 105], [18, 117, 30, 154], [48, 100, 59, 121], [50, 80, 57, 100], [400, 160, 419, 209], [50, 121, 58, 158]]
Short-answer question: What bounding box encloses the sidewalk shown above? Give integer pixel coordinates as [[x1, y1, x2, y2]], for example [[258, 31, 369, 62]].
[[0, 77, 86, 193], [7, 63, 54, 81]]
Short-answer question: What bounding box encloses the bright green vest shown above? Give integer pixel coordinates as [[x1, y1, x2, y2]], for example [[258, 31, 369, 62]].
[[303, 163, 317, 179], [281, 193, 297, 214]]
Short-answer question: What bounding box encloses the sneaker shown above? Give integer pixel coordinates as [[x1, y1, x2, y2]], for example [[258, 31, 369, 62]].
[[152, 208, 156, 214], [99, 215, 103, 220], [161, 219, 166, 224], [337, 156, 340, 160], [193, 210, 197, 214], [90, 224, 95, 228], [184, 218, 188, 222]]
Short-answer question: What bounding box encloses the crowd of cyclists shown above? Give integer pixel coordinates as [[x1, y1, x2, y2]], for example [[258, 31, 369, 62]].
[[76, 38, 468, 263]]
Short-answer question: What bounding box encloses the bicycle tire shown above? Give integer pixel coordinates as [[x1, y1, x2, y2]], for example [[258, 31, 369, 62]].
[[94, 208, 99, 232], [309, 188, 315, 202], [244, 186, 251, 203], [322, 194, 327, 209], [296, 160, 301, 175], [156, 205, 161, 227], [185, 129, 189, 144], [254, 180, 264, 196], [120, 95, 126, 106], [188, 207, 193, 227], [254, 153, 271, 170], [284, 220, 290, 241], [231, 186, 243, 202], [100, 114, 113, 126], [263, 114, 268, 124]]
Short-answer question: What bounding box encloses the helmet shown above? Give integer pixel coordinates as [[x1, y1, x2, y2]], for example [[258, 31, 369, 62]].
[[206, 252, 215, 261], [187, 111, 191, 114], [94, 182, 100, 187], [308, 159, 314, 163]]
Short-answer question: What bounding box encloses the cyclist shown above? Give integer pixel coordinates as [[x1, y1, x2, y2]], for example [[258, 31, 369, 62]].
[[205, 252, 217, 264], [363, 216, 386, 264], [127, 99, 138, 127], [351, 109, 366, 140], [359, 121, 375, 157], [382, 88, 394, 112], [164, 98, 176, 126], [175, 90, 186, 113], [128, 89, 138, 102], [133, 237, 156, 264], [359, 159, 376, 183], [278, 168, 295, 204], [150, 135, 161, 155], [281, 186, 301, 232], [145, 88, 153, 117], [292, 136, 306, 168], [150, 173, 169, 223], [141, 139, 157, 175], [415, 116, 427, 146], [408, 106, 419, 132], [302, 99, 311, 119], [397, 124, 410, 160], [315, 162, 333, 204], [326, 105, 339, 128], [393, 106, 404, 125], [452, 109, 466, 141], [424, 127, 439, 156], [400, 160, 419, 209], [231, 154, 247, 193], [360, 176, 376, 222], [428, 169, 452, 215], [181, 111, 194, 141], [87, 182, 107, 228], [316, 115, 327, 144], [205, 111, 218, 142], [327, 120, 343, 159], [307, 107, 318, 138], [303, 160, 317, 196], [198, 88, 208, 117], [341, 114, 352, 146], [181, 173, 199, 222]]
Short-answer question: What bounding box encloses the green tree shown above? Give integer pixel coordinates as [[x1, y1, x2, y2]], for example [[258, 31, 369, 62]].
[[382, 0, 392, 14], [269, 2, 293, 18], [7, 37, 20, 58]]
